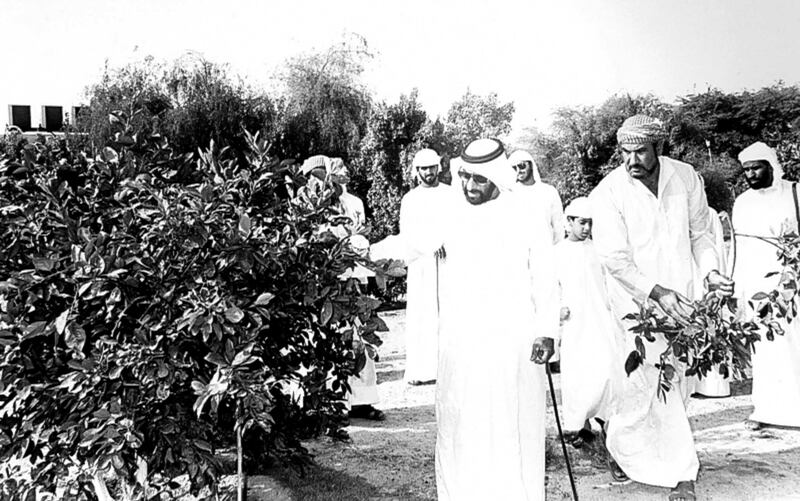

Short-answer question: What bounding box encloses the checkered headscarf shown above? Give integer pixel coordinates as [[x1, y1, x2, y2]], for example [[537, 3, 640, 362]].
[[616, 115, 667, 145]]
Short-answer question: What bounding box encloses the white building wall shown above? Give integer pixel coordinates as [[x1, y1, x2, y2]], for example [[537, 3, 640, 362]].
[[2, 102, 83, 132]]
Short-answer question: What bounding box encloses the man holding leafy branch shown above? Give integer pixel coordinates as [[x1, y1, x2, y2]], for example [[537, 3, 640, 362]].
[[590, 115, 734, 501], [734, 141, 800, 431]]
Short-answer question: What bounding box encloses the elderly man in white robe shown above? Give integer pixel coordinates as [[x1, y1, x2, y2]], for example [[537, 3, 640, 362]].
[[589, 115, 733, 501], [399, 148, 455, 385], [435, 138, 560, 501], [734, 141, 800, 430], [555, 197, 624, 452], [508, 150, 564, 244]]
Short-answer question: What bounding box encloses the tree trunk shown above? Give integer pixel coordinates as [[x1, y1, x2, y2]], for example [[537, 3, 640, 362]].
[[237, 400, 246, 501]]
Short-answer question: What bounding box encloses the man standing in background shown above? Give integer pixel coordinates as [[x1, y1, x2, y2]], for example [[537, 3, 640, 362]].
[[509, 149, 564, 243], [399, 148, 454, 385], [733, 141, 800, 431], [301, 155, 385, 423]]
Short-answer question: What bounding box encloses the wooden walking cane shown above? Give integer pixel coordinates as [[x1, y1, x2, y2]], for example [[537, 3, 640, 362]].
[[546, 362, 579, 501], [435, 255, 440, 314]]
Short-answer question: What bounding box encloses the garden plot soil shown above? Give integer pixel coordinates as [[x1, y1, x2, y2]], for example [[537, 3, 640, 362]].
[[247, 310, 800, 500]]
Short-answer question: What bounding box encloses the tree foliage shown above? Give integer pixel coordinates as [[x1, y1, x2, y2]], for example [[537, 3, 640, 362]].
[[443, 91, 515, 155], [274, 34, 373, 163], [79, 56, 276, 173], [517, 85, 800, 211], [0, 111, 385, 498], [79, 57, 171, 153], [359, 90, 428, 241], [161, 56, 276, 162]]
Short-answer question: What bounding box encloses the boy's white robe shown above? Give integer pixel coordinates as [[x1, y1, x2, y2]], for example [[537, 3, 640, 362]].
[[733, 179, 800, 427], [435, 192, 559, 501], [590, 157, 719, 488], [399, 184, 456, 383], [555, 238, 624, 430]]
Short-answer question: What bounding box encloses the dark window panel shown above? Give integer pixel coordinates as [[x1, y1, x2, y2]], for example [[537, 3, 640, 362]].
[[42, 105, 64, 132], [9, 105, 32, 131]]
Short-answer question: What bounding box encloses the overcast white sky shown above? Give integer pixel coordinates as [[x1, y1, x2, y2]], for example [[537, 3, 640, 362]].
[[3, 0, 800, 132]]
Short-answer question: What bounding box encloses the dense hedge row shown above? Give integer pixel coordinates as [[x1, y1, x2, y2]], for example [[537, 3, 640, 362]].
[[0, 115, 388, 499]]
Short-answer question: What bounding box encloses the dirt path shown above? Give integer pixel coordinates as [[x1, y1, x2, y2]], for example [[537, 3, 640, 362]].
[[249, 310, 800, 500]]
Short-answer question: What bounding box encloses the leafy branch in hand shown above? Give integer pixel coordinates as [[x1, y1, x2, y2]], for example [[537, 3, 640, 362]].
[[740, 231, 800, 340], [624, 293, 761, 401]]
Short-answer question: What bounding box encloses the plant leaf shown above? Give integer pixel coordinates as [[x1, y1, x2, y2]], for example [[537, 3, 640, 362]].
[[625, 350, 642, 376], [254, 292, 275, 306], [238, 214, 251, 238], [55, 310, 70, 335], [225, 305, 244, 324], [320, 299, 333, 325]]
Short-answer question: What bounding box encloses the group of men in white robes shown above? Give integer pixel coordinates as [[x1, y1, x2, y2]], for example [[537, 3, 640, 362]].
[[558, 115, 800, 501], [298, 111, 800, 501]]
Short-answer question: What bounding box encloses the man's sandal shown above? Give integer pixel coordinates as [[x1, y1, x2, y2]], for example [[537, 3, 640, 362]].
[[349, 405, 386, 421], [563, 430, 582, 448], [745, 419, 764, 431], [564, 430, 592, 448], [607, 455, 629, 482], [599, 427, 628, 481], [669, 481, 696, 501]]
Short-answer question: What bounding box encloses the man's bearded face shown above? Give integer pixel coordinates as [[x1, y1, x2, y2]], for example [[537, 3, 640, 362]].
[[417, 164, 439, 186], [459, 169, 497, 205], [621, 143, 658, 180], [513, 161, 534, 183], [742, 160, 774, 190]]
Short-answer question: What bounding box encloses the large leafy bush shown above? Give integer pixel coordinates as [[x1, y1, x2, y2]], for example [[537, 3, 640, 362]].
[[0, 117, 384, 499]]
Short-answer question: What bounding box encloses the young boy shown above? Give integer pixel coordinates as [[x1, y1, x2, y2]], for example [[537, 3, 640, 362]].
[[556, 197, 624, 461]]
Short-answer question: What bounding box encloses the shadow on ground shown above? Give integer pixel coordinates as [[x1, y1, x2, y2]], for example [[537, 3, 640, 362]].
[[376, 368, 404, 384], [252, 463, 430, 501]]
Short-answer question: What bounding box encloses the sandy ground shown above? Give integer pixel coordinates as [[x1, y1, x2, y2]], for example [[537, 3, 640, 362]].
[[248, 310, 800, 501]]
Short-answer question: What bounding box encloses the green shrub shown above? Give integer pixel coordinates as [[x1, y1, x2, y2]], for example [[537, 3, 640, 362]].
[[0, 114, 385, 499]]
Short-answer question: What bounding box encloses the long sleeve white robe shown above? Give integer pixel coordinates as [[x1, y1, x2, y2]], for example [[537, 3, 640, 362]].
[[337, 189, 374, 284], [589, 157, 719, 488], [733, 179, 800, 427], [399, 184, 456, 383], [435, 192, 560, 501], [517, 182, 564, 244], [336, 189, 380, 408], [555, 238, 625, 430]]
